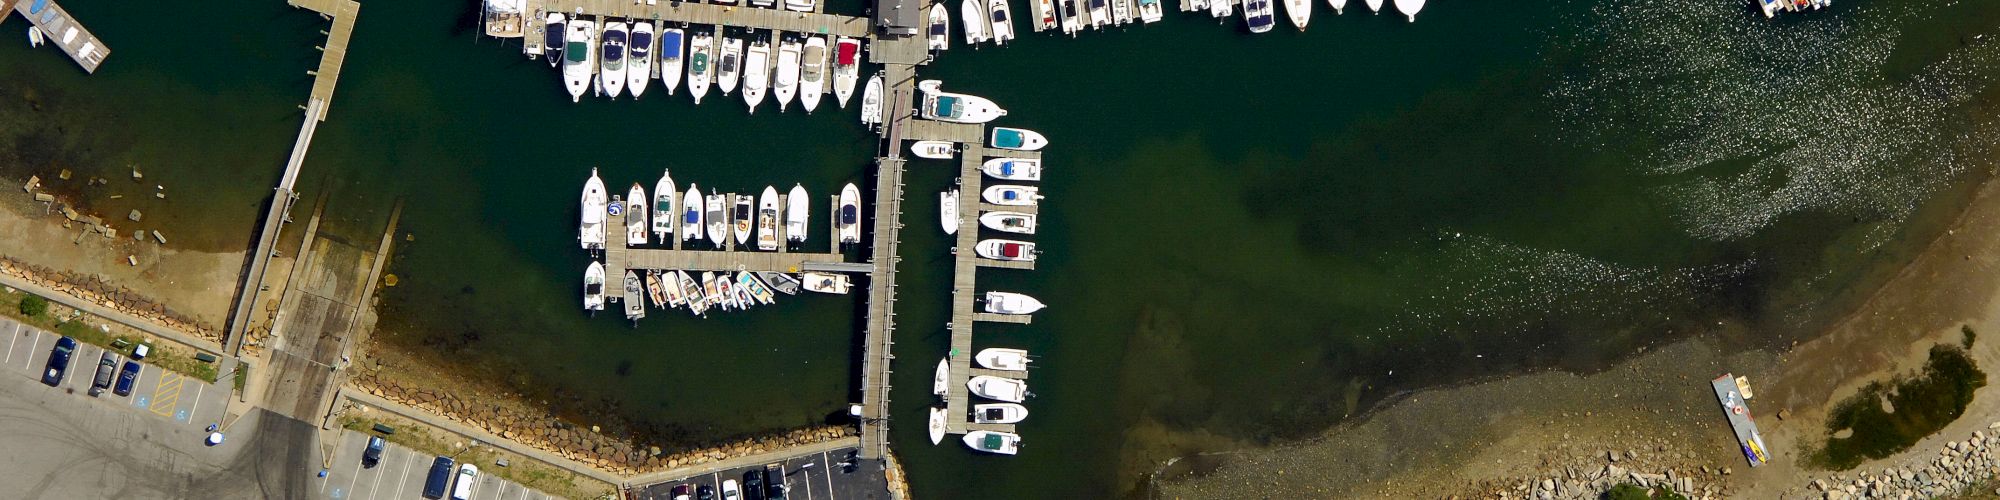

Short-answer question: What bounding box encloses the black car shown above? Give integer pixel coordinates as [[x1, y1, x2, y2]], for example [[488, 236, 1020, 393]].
[[422, 456, 455, 499], [362, 436, 386, 468], [742, 470, 766, 500], [697, 484, 716, 500], [41, 337, 76, 387], [670, 484, 692, 500], [764, 466, 787, 500], [88, 352, 117, 396], [113, 361, 140, 396]]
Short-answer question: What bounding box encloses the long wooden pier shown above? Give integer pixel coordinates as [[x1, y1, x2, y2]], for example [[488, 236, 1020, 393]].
[[941, 144, 1035, 436]]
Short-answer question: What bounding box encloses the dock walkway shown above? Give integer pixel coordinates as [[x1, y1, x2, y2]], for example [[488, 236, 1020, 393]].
[[6, 0, 108, 73], [941, 144, 1034, 437], [539, 0, 869, 38]]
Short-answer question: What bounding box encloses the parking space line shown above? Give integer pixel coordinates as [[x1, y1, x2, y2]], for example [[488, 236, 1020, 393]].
[[368, 444, 391, 500], [397, 449, 417, 498], [343, 453, 362, 500], [186, 383, 206, 424], [24, 332, 40, 372], [822, 451, 837, 500], [4, 321, 19, 364]]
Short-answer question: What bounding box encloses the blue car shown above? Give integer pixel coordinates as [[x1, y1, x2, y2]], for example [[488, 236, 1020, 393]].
[[41, 337, 76, 387], [113, 361, 140, 396]]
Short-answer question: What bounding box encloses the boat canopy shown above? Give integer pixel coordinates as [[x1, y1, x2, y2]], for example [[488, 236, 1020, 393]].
[[691, 53, 709, 72], [929, 22, 948, 36], [981, 434, 1005, 450], [992, 9, 1008, 22], [632, 32, 652, 51], [935, 96, 961, 117], [565, 42, 589, 62], [683, 210, 699, 224], [660, 31, 683, 55], [1002, 190, 1020, 200], [837, 42, 859, 65], [1000, 163, 1018, 176], [1001, 243, 1023, 258], [841, 205, 858, 224], [994, 129, 1024, 147]]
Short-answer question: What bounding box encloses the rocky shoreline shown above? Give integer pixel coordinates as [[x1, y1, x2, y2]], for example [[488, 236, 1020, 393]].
[[1449, 435, 1741, 500], [0, 256, 218, 341], [1785, 422, 2000, 499]]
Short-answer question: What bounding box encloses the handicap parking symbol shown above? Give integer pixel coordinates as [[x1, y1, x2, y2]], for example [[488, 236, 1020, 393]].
[[175, 410, 189, 422], [331, 488, 345, 499], [134, 396, 149, 409]]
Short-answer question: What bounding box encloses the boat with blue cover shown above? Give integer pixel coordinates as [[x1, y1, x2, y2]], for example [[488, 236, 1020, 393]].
[[982, 158, 1042, 181], [989, 127, 1046, 151]]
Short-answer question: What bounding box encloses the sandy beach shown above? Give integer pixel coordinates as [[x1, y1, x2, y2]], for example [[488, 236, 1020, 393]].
[[0, 191, 243, 333]]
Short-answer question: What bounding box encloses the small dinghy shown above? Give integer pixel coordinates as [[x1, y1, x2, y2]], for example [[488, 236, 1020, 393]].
[[982, 158, 1042, 181], [929, 407, 948, 445], [973, 403, 1029, 424], [912, 140, 958, 159], [976, 239, 1038, 262], [980, 211, 1037, 234], [976, 348, 1031, 371], [660, 270, 686, 308], [646, 271, 669, 309], [963, 431, 1021, 455], [989, 127, 1047, 151], [967, 375, 1029, 402], [984, 291, 1046, 315], [940, 189, 961, 235], [982, 185, 1043, 206]]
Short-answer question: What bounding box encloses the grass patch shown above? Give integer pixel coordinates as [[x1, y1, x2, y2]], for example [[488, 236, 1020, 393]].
[[1605, 483, 1690, 500], [339, 414, 615, 500], [1812, 345, 1987, 470], [233, 365, 250, 393], [0, 289, 217, 382]]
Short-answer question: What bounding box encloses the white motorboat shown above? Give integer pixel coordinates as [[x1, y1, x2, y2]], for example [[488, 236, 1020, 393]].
[[646, 270, 669, 309], [973, 403, 1029, 424], [743, 37, 771, 113], [979, 211, 1037, 234], [1208, 0, 1231, 19], [583, 261, 606, 313], [543, 13, 566, 66], [773, 37, 801, 112], [1138, 0, 1163, 22], [927, 4, 950, 51], [652, 170, 676, 244], [785, 0, 815, 12], [689, 33, 713, 103], [718, 36, 743, 95], [1759, 0, 1779, 17], [750, 0, 774, 8], [976, 239, 1037, 262], [911, 140, 957, 159], [1088, 0, 1109, 28], [732, 194, 755, 246], [960, 0, 990, 45], [860, 74, 884, 127], [1284, 0, 1309, 30], [1363, 0, 1381, 13], [580, 168, 608, 251], [1326, 0, 1345, 14], [833, 37, 861, 107], [940, 189, 960, 235], [984, 291, 1046, 315], [989, 127, 1046, 151], [658, 270, 685, 308], [967, 375, 1029, 402], [659, 27, 685, 95], [1034, 0, 1057, 30], [705, 194, 728, 246], [738, 271, 776, 305], [963, 431, 1021, 455], [681, 184, 704, 243], [628, 21, 654, 98], [933, 358, 949, 396], [928, 407, 947, 445], [1112, 0, 1131, 25], [485, 0, 526, 38], [713, 272, 736, 311], [982, 158, 1042, 181], [801, 272, 852, 294], [786, 184, 810, 243], [975, 347, 1031, 371], [1394, 0, 1421, 21], [601, 20, 629, 98], [981, 184, 1043, 206], [1059, 0, 1080, 35], [626, 183, 649, 246], [838, 183, 862, 245], [623, 270, 646, 321], [700, 271, 722, 311], [919, 80, 1006, 123], [1244, 0, 1276, 33], [990, 0, 1016, 44], [561, 18, 598, 102], [757, 186, 780, 251], [800, 36, 827, 113], [756, 272, 803, 295], [678, 270, 708, 316]]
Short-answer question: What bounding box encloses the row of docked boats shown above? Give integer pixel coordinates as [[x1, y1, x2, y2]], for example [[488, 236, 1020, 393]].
[[925, 0, 1163, 49], [1757, 0, 1829, 18], [929, 347, 1038, 454], [578, 169, 863, 252], [1198, 0, 1424, 33], [546, 15, 866, 115], [582, 264, 854, 320]]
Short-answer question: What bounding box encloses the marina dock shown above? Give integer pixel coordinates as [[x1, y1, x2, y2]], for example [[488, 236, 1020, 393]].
[[5, 0, 109, 73], [537, 0, 870, 38], [942, 144, 1034, 437]]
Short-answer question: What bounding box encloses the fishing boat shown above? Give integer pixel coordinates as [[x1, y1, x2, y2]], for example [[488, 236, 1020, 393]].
[[912, 140, 957, 159], [981, 184, 1043, 206], [682, 184, 704, 243], [1088, 0, 1109, 28], [976, 348, 1031, 371], [543, 13, 566, 66], [1059, 0, 1080, 35], [716, 273, 738, 311], [583, 261, 606, 313], [742, 37, 771, 113], [623, 270, 646, 322], [718, 36, 743, 95], [990, 0, 1016, 44], [628, 21, 654, 98], [580, 169, 608, 251], [756, 272, 803, 295], [601, 20, 629, 98], [979, 211, 1037, 234], [1363, 0, 1381, 13], [1393, 0, 1421, 21], [484, 0, 527, 38], [738, 271, 776, 305], [679, 271, 709, 316], [967, 375, 1029, 402], [933, 358, 950, 396], [928, 407, 947, 445], [839, 183, 862, 246], [785, 0, 815, 12], [860, 74, 884, 128], [961, 0, 990, 45], [1034, 0, 1057, 30], [1244, 0, 1275, 33], [800, 36, 827, 113], [733, 194, 756, 246], [940, 189, 960, 235], [989, 127, 1046, 151], [1285, 0, 1309, 30], [927, 4, 950, 51], [652, 170, 676, 244], [689, 33, 713, 103], [834, 37, 861, 107], [802, 272, 852, 294], [659, 27, 684, 95], [705, 194, 728, 246], [773, 37, 801, 112], [976, 239, 1038, 262], [660, 270, 686, 308], [1138, 0, 1162, 22], [757, 186, 780, 250], [1208, 0, 1231, 19], [963, 431, 1021, 455], [646, 270, 669, 309], [735, 278, 758, 308], [984, 291, 1046, 315], [918, 80, 1007, 123], [701, 271, 724, 310], [561, 18, 598, 102], [786, 184, 809, 243], [973, 403, 1029, 424], [982, 158, 1042, 181], [626, 183, 649, 246], [1326, 0, 1345, 14]]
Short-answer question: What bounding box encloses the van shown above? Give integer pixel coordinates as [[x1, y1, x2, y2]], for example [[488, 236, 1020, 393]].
[[422, 457, 455, 499], [451, 464, 479, 500], [88, 352, 116, 396]]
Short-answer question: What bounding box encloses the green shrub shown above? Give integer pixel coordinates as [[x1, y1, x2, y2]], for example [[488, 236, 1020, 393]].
[[18, 295, 47, 317]]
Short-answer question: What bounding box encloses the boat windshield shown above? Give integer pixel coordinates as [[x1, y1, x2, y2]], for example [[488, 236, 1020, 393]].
[[935, 96, 961, 116], [982, 434, 1004, 449], [841, 205, 858, 224], [993, 10, 1008, 22], [930, 23, 948, 35], [565, 42, 589, 62], [995, 129, 1023, 147]]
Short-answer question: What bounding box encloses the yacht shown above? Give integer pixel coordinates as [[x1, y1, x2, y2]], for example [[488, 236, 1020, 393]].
[[562, 18, 598, 102], [928, 407, 947, 446], [939, 189, 960, 235], [927, 4, 950, 51], [989, 127, 1047, 151], [756, 272, 803, 295], [627, 183, 650, 246], [774, 37, 802, 112], [1393, 0, 1421, 21], [976, 239, 1038, 262], [918, 80, 1006, 123], [1285, 0, 1309, 30], [976, 347, 1031, 371], [912, 140, 957, 159], [963, 431, 1021, 455], [860, 74, 884, 128], [660, 27, 685, 95], [646, 270, 669, 309], [583, 261, 607, 313], [1209, 0, 1231, 19], [786, 184, 810, 243], [628, 21, 654, 98], [1138, 0, 1163, 22], [623, 270, 646, 322], [981, 184, 1042, 206], [732, 194, 755, 246], [1088, 0, 1109, 28], [1035, 0, 1057, 30], [973, 403, 1029, 424], [961, 0, 990, 45], [839, 183, 862, 246], [982, 158, 1042, 181], [601, 20, 629, 98], [967, 375, 1029, 402], [933, 359, 949, 396], [680, 271, 710, 316], [681, 184, 704, 243], [652, 170, 676, 244], [1363, 0, 1380, 13], [1244, 0, 1275, 33], [785, 0, 815, 12], [984, 291, 1046, 315], [990, 0, 1016, 44], [800, 36, 827, 113], [718, 36, 743, 95], [979, 211, 1037, 234], [833, 37, 861, 108], [484, 0, 527, 38], [757, 186, 780, 250], [580, 168, 608, 251], [743, 37, 771, 113], [689, 33, 713, 103], [705, 193, 728, 247], [543, 13, 566, 66], [1327, 0, 1345, 13], [1059, 0, 1080, 35], [802, 272, 852, 294]]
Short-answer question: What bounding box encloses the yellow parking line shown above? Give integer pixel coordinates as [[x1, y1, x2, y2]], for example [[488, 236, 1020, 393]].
[[149, 371, 184, 417]]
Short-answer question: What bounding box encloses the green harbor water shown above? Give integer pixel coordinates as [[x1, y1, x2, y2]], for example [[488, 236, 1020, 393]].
[[5, 0, 2000, 497]]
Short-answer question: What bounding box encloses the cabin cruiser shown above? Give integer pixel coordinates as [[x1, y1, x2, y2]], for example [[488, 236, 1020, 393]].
[[833, 37, 861, 107], [757, 186, 780, 251], [756, 272, 803, 295], [1284, 0, 1309, 30], [733, 194, 756, 246], [689, 32, 713, 103], [973, 403, 1029, 424], [918, 80, 1006, 123], [626, 183, 649, 246], [705, 194, 728, 246], [963, 431, 1021, 455], [980, 211, 1037, 234], [912, 140, 957, 159], [839, 183, 862, 245], [628, 21, 654, 98], [976, 347, 1031, 371], [981, 184, 1043, 206], [939, 189, 960, 235], [580, 169, 609, 251], [967, 375, 1029, 402], [543, 13, 566, 66], [561, 18, 598, 102], [976, 239, 1038, 262], [742, 37, 771, 112], [982, 158, 1042, 181], [928, 407, 947, 445], [860, 74, 884, 128], [659, 27, 684, 95], [1393, 0, 1422, 21], [1138, 0, 1163, 22], [583, 261, 607, 313], [800, 36, 827, 113], [984, 291, 1046, 315], [802, 272, 852, 294], [1244, 0, 1275, 33], [990, 0, 1016, 44], [718, 36, 743, 95], [989, 127, 1046, 151], [786, 184, 810, 243], [927, 4, 950, 51], [681, 184, 704, 243], [600, 20, 629, 98], [773, 37, 801, 112], [652, 170, 676, 244], [1034, 0, 1057, 30], [961, 0, 990, 45], [623, 270, 646, 322]]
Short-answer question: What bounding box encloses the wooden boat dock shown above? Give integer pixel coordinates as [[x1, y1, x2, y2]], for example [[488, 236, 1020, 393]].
[[601, 192, 857, 283], [536, 0, 871, 38], [941, 143, 1036, 437], [5, 0, 109, 73]]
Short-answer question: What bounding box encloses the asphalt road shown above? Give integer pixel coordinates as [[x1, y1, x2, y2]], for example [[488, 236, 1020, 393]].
[[633, 447, 888, 500]]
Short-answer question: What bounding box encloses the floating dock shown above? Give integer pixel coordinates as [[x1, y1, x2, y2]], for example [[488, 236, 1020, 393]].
[[601, 192, 857, 286], [942, 144, 1036, 437], [6, 0, 109, 73], [1711, 373, 1770, 467]]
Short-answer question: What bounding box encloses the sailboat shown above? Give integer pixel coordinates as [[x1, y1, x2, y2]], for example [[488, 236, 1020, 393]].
[[583, 261, 606, 313], [561, 18, 598, 103], [743, 36, 772, 113], [860, 74, 884, 128], [800, 36, 827, 113], [786, 184, 810, 243], [758, 186, 780, 251], [626, 183, 649, 246], [833, 37, 862, 108], [940, 189, 960, 235], [839, 183, 862, 246], [718, 35, 743, 95], [1285, 0, 1310, 30], [600, 19, 629, 98], [689, 32, 713, 104], [774, 36, 802, 112], [580, 169, 609, 251], [705, 193, 728, 247], [927, 4, 951, 51], [659, 27, 685, 95], [652, 170, 676, 244], [681, 184, 704, 243], [628, 20, 654, 98]]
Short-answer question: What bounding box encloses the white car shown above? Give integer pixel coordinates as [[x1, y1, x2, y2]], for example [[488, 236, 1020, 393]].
[[451, 464, 479, 500], [721, 479, 741, 500]]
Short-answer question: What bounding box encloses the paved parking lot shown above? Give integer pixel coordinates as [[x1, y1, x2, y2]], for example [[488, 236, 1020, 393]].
[[322, 429, 557, 500], [0, 317, 232, 430], [633, 447, 888, 500]]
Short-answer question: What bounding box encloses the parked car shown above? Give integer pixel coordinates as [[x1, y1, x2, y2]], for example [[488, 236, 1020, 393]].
[[697, 484, 716, 500], [671, 484, 692, 500], [113, 361, 140, 396], [742, 470, 765, 500], [764, 466, 787, 500], [720, 479, 742, 500], [41, 337, 76, 387], [450, 464, 479, 500], [422, 457, 455, 499], [362, 436, 386, 468], [88, 352, 116, 396]]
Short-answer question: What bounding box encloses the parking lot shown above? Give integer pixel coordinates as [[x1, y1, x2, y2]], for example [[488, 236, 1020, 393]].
[[0, 317, 232, 430], [632, 447, 888, 500], [322, 429, 556, 500]]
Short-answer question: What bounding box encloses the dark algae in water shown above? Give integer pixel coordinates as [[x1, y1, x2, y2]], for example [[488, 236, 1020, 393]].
[[1815, 344, 1987, 470]]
